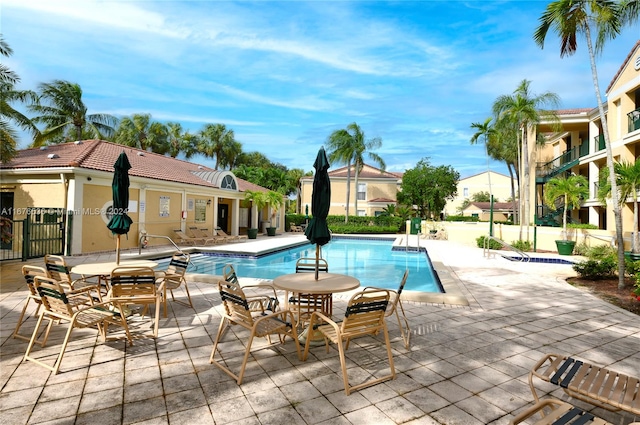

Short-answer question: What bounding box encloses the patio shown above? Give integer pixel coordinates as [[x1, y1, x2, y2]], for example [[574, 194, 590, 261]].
[[0, 235, 638, 424]]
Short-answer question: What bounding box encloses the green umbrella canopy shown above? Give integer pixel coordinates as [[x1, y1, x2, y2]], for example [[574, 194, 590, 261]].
[[107, 151, 133, 235], [304, 147, 331, 246]]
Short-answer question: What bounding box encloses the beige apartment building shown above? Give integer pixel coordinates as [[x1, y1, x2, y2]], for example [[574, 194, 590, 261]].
[[443, 171, 514, 218], [300, 164, 402, 217], [531, 41, 640, 243]]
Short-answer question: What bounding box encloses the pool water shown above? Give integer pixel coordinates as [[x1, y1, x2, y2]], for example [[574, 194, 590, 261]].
[[156, 237, 443, 293]]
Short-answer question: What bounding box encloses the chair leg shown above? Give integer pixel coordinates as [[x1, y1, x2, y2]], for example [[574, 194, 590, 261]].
[[153, 299, 161, 338], [395, 301, 411, 349], [236, 331, 256, 385], [13, 299, 43, 344], [335, 338, 352, 395]]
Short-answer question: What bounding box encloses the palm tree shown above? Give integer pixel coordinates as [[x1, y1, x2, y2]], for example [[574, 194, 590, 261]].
[[114, 113, 168, 152], [166, 122, 198, 159], [493, 79, 560, 241], [598, 159, 640, 253], [489, 118, 520, 223], [29, 80, 117, 146], [326, 122, 385, 223], [198, 123, 237, 170], [327, 128, 355, 223], [470, 117, 496, 232], [544, 174, 589, 242], [0, 36, 38, 163], [534, 0, 626, 287], [350, 123, 386, 215]]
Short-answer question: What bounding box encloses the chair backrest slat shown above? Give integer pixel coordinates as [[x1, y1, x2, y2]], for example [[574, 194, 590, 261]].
[[295, 258, 328, 274], [23, 265, 48, 296], [218, 279, 254, 325], [44, 255, 73, 285], [35, 276, 75, 317], [110, 267, 157, 298], [341, 290, 389, 334]]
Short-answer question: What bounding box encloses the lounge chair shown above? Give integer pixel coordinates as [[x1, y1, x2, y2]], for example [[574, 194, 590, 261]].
[[216, 228, 247, 241], [302, 288, 396, 395], [364, 270, 411, 349], [529, 353, 640, 415], [290, 224, 303, 232], [173, 229, 202, 246], [188, 227, 226, 244], [510, 399, 617, 425]]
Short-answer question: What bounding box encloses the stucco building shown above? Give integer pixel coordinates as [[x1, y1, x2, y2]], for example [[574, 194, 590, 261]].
[[0, 140, 279, 258]]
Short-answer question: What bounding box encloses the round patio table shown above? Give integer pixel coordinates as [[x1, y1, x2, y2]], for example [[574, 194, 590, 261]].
[[71, 260, 158, 293], [273, 272, 360, 343]]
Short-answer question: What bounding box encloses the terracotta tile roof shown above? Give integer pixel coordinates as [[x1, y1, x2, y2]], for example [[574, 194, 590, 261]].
[[328, 164, 401, 180], [555, 108, 593, 115], [369, 198, 396, 203], [1, 139, 263, 192], [606, 40, 640, 94]]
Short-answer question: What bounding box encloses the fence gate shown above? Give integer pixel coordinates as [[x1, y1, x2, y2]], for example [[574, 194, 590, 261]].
[[0, 207, 70, 261], [24, 208, 69, 259]]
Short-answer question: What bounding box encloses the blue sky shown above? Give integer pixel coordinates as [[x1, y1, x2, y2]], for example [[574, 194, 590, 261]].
[[3, 0, 638, 177]]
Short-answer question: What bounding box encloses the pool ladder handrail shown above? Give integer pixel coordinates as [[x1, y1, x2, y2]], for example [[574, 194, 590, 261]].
[[137, 234, 197, 271], [483, 235, 530, 262]]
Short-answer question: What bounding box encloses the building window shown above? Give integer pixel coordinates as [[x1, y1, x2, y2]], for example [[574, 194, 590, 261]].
[[463, 187, 469, 198], [357, 210, 366, 216], [357, 183, 366, 201], [195, 199, 207, 223]]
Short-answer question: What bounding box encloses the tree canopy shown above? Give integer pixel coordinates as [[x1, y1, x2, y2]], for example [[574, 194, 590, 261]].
[[397, 158, 459, 219]]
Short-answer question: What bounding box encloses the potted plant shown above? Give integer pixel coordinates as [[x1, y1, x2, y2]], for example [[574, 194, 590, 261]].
[[244, 190, 268, 239], [265, 190, 284, 236], [544, 174, 589, 255]]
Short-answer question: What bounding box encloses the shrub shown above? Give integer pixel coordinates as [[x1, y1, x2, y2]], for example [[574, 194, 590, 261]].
[[572, 242, 590, 256], [572, 257, 617, 279], [585, 244, 616, 260], [567, 223, 599, 229], [511, 240, 531, 252], [476, 235, 502, 250]]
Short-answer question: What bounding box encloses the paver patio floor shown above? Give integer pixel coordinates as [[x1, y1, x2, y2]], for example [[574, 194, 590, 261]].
[[1, 236, 638, 424]]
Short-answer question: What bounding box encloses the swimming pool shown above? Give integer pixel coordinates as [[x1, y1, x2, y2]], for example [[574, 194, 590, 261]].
[[156, 237, 443, 293]]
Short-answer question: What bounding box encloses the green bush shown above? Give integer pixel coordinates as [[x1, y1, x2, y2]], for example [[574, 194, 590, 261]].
[[445, 215, 479, 222], [476, 236, 502, 250], [329, 225, 399, 234], [584, 244, 616, 260], [572, 242, 590, 256], [572, 257, 617, 279], [567, 223, 599, 229], [511, 240, 531, 252]]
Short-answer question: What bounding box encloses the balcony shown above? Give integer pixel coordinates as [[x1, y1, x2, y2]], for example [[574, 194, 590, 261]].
[[594, 134, 605, 151], [535, 146, 580, 182], [628, 107, 640, 133]]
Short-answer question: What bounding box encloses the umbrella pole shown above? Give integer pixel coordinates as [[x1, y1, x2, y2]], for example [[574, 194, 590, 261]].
[[116, 235, 121, 265], [315, 244, 319, 280]]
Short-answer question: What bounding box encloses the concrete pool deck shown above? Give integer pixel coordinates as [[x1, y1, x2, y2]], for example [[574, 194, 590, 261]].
[[1, 234, 638, 424]]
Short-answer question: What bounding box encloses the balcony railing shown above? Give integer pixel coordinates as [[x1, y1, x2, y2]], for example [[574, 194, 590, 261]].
[[579, 141, 589, 157], [628, 107, 640, 133], [536, 146, 580, 180], [594, 134, 605, 151]]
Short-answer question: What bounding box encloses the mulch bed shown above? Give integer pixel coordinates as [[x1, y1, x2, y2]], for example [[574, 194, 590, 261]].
[[566, 276, 640, 316]]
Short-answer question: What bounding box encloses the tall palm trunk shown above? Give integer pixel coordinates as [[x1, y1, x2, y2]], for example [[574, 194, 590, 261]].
[[345, 161, 352, 223], [508, 164, 517, 223], [354, 159, 360, 216], [584, 26, 625, 289], [522, 125, 531, 241]]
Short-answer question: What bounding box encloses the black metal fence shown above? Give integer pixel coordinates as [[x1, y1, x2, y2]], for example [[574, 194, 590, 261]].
[[0, 208, 71, 261]]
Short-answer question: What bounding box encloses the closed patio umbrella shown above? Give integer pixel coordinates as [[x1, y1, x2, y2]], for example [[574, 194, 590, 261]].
[[304, 147, 331, 279], [107, 151, 133, 264]]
